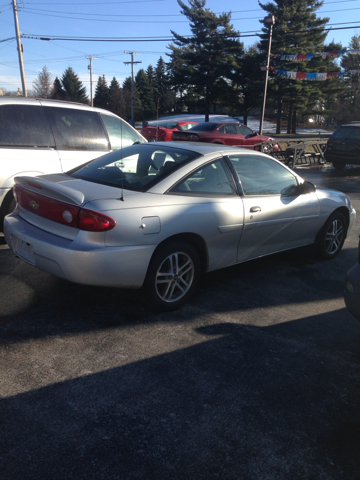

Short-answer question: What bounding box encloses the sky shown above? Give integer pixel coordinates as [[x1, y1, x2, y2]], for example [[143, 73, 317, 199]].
[[0, 0, 359, 97]]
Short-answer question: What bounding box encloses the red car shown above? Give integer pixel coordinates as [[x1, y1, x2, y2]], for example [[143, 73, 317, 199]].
[[141, 120, 199, 141], [172, 122, 279, 150]]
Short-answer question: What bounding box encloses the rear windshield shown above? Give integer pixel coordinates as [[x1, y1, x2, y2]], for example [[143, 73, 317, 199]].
[[187, 123, 218, 132], [331, 126, 360, 140], [70, 144, 201, 192]]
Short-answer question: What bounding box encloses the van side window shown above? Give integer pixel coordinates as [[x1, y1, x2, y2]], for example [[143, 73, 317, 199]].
[[0, 105, 55, 147], [101, 114, 144, 150], [45, 107, 109, 151]]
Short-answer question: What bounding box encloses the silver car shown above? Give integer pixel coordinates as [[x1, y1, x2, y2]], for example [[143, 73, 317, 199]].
[[4, 143, 356, 310]]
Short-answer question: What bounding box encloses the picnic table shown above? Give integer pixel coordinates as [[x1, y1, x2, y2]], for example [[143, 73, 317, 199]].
[[255, 138, 328, 168]]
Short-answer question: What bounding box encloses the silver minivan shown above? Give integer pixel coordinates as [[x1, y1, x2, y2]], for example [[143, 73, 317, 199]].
[[0, 97, 146, 227]]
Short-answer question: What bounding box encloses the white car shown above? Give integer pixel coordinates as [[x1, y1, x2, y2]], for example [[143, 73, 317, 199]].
[[4, 142, 356, 310], [0, 97, 146, 227]]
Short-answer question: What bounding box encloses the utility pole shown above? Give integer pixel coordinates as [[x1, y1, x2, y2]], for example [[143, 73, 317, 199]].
[[86, 56, 97, 106], [124, 51, 141, 126], [259, 15, 275, 135], [12, 0, 27, 97]]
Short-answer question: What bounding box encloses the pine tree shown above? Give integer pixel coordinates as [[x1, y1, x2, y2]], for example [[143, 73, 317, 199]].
[[60, 67, 88, 103], [337, 35, 360, 123], [135, 69, 157, 119], [234, 46, 264, 125], [258, 0, 332, 133], [155, 57, 175, 114], [168, 0, 244, 121], [33, 66, 52, 98], [122, 76, 142, 121], [51, 77, 66, 100], [94, 75, 110, 110], [108, 77, 125, 118]]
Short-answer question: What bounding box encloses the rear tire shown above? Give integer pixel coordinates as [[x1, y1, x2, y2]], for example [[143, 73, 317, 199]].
[[144, 242, 201, 311], [318, 212, 347, 259], [332, 160, 346, 170], [0, 193, 16, 230]]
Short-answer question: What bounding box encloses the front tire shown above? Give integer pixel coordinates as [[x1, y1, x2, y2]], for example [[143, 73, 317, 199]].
[[144, 242, 201, 310], [318, 212, 347, 259]]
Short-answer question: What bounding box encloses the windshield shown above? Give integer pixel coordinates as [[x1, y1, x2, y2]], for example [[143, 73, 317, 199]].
[[332, 126, 360, 140], [187, 123, 218, 132], [70, 144, 201, 192]]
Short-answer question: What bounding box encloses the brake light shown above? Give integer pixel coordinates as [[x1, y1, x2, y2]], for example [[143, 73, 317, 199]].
[[14, 185, 116, 232], [79, 209, 116, 232]]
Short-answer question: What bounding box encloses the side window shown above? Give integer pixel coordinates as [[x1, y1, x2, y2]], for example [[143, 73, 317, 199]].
[[218, 126, 226, 134], [225, 124, 237, 134], [228, 154, 298, 195], [101, 114, 144, 150], [179, 123, 198, 131], [45, 107, 109, 151], [0, 105, 54, 147], [237, 125, 253, 136], [169, 159, 237, 196]]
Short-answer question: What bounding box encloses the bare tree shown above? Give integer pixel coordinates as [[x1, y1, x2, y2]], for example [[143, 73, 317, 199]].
[[32, 66, 53, 98]]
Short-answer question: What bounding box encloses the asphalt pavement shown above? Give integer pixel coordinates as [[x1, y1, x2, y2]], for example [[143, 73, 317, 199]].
[[1, 163, 360, 480]]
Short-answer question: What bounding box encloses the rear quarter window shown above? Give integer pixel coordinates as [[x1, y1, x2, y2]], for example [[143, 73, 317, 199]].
[[101, 114, 145, 150], [0, 104, 54, 147]]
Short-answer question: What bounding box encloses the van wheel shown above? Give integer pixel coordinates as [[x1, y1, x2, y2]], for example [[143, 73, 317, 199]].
[[144, 242, 200, 310], [318, 212, 346, 259], [332, 160, 346, 170]]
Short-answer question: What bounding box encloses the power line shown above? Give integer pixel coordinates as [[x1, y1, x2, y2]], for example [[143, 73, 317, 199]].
[[20, 21, 360, 43]]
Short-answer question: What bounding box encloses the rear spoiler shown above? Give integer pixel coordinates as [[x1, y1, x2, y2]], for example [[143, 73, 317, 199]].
[[14, 176, 85, 206]]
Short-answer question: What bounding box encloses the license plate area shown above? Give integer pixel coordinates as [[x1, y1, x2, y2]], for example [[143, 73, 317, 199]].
[[12, 235, 35, 265]]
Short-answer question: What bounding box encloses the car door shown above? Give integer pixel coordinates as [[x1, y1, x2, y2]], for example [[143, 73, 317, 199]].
[[226, 154, 320, 262], [236, 125, 260, 148], [217, 124, 242, 145], [168, 158, 245, 271]]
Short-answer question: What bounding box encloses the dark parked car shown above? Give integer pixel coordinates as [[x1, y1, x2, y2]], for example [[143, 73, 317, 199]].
[[344, 235, 360, 320], [324, 123, 360, 170], [172, 122, 279, 151]]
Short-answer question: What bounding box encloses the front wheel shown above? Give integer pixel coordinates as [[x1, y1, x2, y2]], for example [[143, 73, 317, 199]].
[[318, 212, 347, 259], [144, 242, 201, 310]]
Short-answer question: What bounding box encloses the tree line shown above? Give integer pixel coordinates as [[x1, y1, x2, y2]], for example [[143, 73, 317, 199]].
[[3, 0, 360, 133]]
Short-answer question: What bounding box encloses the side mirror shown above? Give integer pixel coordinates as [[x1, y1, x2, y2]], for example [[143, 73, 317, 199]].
[[301, 181, 316, 194]]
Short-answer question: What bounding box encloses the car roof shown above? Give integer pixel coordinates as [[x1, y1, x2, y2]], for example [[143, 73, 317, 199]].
[[0, 96, 119, 117], [138, 141, 264, 156]]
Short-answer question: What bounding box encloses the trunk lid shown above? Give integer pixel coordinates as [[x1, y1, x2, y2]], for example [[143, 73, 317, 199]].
[[13, 174, 140, 240]]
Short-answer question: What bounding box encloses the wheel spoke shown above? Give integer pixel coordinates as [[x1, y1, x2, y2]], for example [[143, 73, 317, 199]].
[[155, 250, 195, 303], [325, 219, 343, 254]]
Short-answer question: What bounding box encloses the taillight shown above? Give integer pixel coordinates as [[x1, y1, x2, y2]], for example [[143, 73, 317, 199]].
[[79, 209, 116, 232], [14, 184, 116, 232]]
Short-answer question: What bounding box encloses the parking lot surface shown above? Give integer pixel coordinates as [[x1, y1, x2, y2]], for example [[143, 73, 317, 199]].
[[1, 164, 360, 480]]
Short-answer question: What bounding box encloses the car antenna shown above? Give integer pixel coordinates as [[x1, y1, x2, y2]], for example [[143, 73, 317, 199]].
[[119, 121, 125, 201]]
